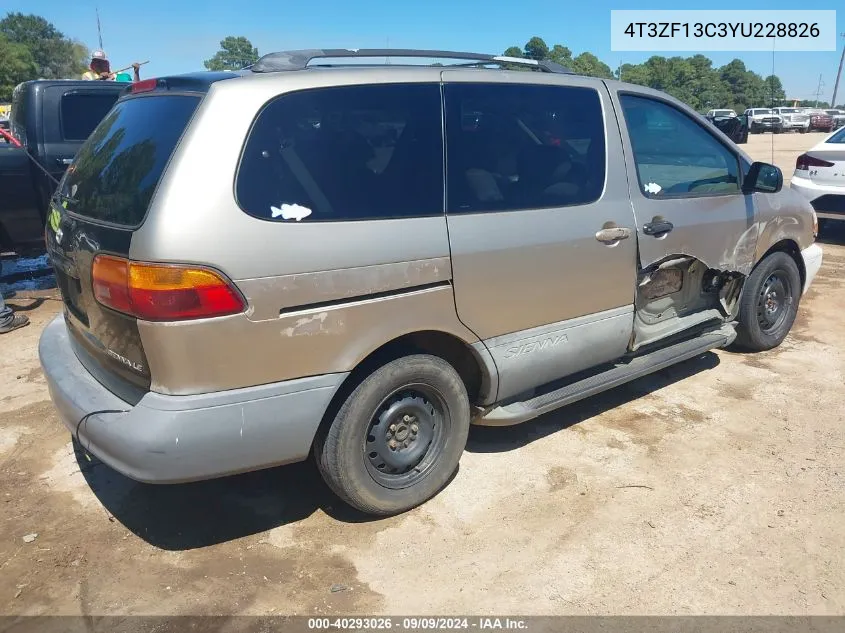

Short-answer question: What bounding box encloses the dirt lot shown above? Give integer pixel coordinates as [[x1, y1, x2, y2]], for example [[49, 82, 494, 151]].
[[1, 132, 843, 617]]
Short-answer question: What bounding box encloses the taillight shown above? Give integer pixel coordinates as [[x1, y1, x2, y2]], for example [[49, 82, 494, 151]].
[[92, 255, 132, 313], [796, 153, 834, 171], [92, 255, 244, 321]]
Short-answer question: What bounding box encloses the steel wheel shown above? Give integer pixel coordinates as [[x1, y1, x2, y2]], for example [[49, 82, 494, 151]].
[[364, 385, 449, 490], [755, 270, 794, 335]]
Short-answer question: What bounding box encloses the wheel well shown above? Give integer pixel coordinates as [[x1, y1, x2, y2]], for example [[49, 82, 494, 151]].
[[313, 331, 485, 448], [759, 239, 805, 288]]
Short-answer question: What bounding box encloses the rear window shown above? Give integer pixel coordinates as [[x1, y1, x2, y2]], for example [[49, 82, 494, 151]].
[[65, 95, 199, 226], [60, 92, 120, 141]]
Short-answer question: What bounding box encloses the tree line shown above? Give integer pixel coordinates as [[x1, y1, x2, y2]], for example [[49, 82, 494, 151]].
[[0, 12, 88, 101], [3, 17, 842, 111], [504, 36, 844, 111]]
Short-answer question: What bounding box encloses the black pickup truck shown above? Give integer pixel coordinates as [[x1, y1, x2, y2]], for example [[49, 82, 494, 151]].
[[1, 80, 125, 253]]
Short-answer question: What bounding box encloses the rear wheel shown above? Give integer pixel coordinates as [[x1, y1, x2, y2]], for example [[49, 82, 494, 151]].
[[315, 354, 470, 516], [734, 252, 801, 351]]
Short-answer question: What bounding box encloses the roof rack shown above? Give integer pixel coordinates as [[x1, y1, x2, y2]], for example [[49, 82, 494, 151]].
[[250, 49, 574, 74]]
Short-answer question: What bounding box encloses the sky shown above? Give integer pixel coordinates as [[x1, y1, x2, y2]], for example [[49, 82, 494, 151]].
[[6, 0, 845, 103]]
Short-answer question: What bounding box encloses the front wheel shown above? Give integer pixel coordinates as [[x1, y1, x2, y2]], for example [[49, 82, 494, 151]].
[[734, 252, 802, 351], [315, 354, 470, 516]]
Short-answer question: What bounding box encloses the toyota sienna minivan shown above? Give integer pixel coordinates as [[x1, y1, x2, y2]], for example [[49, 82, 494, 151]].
[[40, 49, 823, 515]]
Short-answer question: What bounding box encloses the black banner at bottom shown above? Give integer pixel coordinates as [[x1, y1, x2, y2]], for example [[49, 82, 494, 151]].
[[0, 616, 843, 633]]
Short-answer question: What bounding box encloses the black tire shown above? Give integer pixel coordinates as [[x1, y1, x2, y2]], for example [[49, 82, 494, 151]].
[[734, 252, 802, 351], [315, 354, 470, 516], [800, 128, 807, 134]]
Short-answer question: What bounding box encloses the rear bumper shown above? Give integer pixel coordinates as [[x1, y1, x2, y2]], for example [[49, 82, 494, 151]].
[[781, 120, 809, 130], [801, 244, 823, 296], [39, 314, 347, 483], [791, 177, 845, 221]]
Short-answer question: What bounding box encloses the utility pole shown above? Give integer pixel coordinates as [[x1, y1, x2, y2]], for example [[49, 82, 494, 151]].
[[813, 74, 825, 107], [831, 32, 845, 108]]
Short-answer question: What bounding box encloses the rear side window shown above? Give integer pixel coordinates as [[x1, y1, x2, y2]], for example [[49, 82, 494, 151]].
[[60, 92, 120, 141], [65, 95, 199, 226], [620, 95, 740, 198], [444, 83, 605, 214], [236, 83, 443, 222]]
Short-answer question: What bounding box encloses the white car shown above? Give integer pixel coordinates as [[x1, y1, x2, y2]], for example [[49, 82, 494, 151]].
[[791, 126, 845, 226], [706, 108, 736, 119], [774, 107, 810, 133]]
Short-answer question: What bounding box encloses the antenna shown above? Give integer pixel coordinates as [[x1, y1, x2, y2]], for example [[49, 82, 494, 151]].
[[96, 7, 104, 50]]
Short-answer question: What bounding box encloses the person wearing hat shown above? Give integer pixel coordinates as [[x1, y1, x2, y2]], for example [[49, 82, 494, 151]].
[[82, 49, 141, 82]]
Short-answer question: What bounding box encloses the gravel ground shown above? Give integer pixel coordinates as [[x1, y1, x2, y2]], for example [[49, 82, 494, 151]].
[[0, 132, 843, 617]]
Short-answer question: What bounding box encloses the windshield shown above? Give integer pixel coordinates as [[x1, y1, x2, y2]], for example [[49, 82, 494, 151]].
[[63, 95, 200, 226], [753, 109, 774, 115], [713, 110, 734, 116], [779, 108, 797, 113]]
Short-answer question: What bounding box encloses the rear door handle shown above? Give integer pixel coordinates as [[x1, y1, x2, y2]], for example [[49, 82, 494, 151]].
[[595, 227, 632, 243], [56, 158, 73, 166], [642, 220, 674, 237]]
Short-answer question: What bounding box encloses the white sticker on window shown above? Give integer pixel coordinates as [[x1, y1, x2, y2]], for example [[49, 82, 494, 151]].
[[271, 203, 312, 221], [644, 182, 662, 195]]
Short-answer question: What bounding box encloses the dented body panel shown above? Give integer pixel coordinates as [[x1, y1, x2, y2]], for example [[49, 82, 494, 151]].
[[604, 81, 760, 274]]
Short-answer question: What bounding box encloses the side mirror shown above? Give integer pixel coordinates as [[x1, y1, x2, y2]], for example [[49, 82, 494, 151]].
[[743, 161, 782, 194]]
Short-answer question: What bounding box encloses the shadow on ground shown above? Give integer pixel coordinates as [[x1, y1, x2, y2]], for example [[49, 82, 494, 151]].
[[76, 446, 371, 551], [76, 352, 720, 550]]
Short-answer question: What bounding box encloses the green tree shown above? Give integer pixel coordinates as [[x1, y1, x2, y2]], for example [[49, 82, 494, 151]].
[[548, 44, 573, 68], [523, 36, 549, 61], [203, 36, 259, 71], [502, 46, 523, 58], [764, 75, 785, 106], [0, 34, 36, 101], [618, 62, 650, 85], [0, 12, 86, 79], [570, 52, 613, 79]]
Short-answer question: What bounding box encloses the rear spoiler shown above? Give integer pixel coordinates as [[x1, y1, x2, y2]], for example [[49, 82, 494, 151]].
[[122, 71, 239, 96]]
